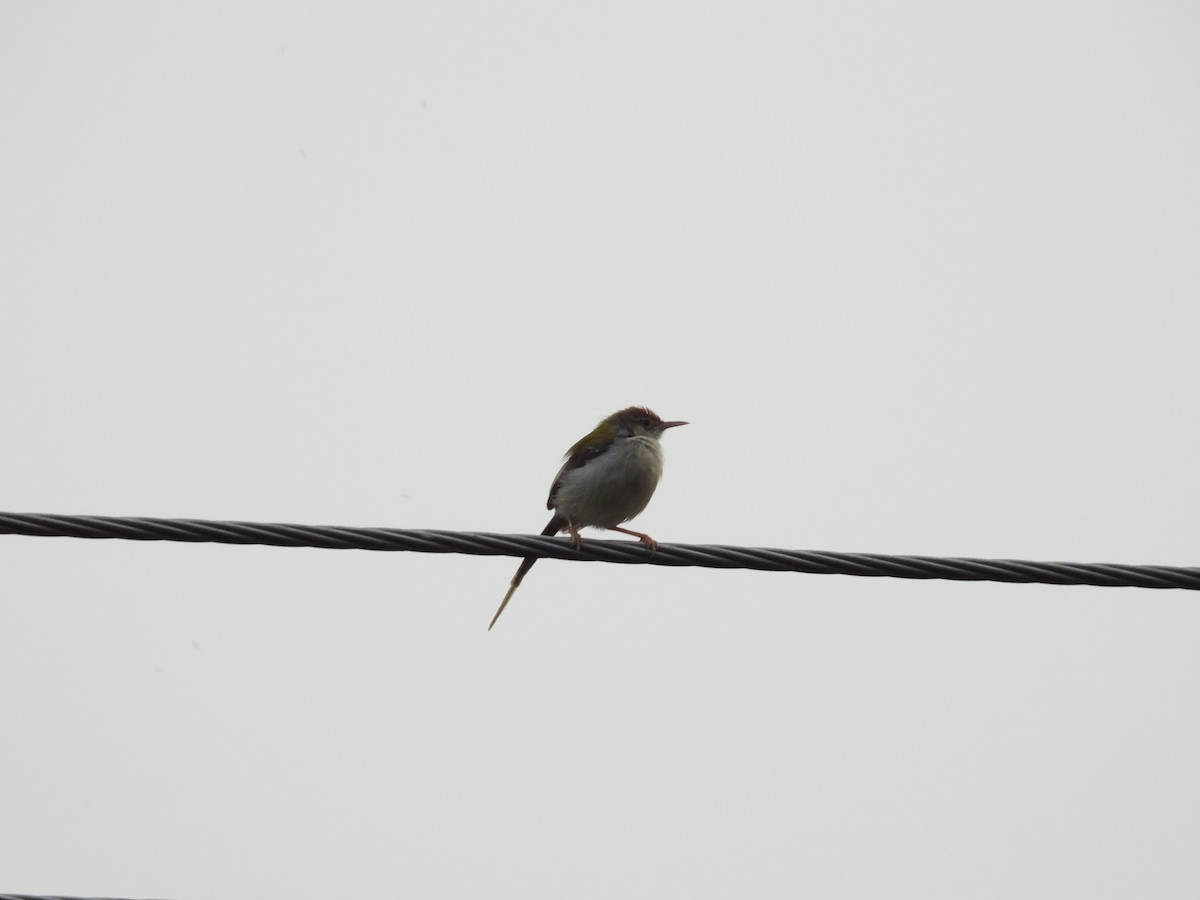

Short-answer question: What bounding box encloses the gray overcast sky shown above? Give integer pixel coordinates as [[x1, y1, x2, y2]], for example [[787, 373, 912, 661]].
[[3, 3, 1199, 897]]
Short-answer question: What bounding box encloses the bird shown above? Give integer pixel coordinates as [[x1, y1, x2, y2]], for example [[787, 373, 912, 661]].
[[488, 406, 687, 630]]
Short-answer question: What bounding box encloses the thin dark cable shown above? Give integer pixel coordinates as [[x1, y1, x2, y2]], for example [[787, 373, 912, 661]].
[[2, 512, 1197, 591]]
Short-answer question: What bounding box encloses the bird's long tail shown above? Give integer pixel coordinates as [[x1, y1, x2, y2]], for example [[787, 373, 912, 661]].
[[487, 516, 565, 631]]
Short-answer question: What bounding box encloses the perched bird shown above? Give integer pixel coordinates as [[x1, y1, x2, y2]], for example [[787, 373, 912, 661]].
[[488, 406, 687, 630]]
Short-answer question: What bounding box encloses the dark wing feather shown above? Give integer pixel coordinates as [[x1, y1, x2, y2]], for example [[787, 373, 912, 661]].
[[546, 422, 615, 509]]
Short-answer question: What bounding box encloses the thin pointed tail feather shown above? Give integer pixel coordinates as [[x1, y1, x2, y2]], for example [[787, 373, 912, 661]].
[[487, 560, 533, 631], [487, 516, 565, 630]]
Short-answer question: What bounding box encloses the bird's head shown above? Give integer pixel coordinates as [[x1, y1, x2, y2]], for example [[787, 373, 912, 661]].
[[607, 406, 688, 438]]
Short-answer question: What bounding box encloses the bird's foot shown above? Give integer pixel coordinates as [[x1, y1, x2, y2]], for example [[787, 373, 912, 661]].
[[609, 526, 658, 553], [567, 520, 584, 550]]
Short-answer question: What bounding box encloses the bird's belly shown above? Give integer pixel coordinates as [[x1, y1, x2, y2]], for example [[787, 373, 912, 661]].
[[554, 439, 664, 527]]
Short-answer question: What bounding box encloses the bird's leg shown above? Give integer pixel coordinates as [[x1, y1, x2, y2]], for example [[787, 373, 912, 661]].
[[608, 526, 658, 552], [566, 518, 584, 550]]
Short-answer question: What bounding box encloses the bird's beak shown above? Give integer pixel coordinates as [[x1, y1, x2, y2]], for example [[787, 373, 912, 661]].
[[661, 420, 688, 429]]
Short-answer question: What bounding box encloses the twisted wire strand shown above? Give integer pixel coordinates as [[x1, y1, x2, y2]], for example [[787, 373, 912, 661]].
[[0, 895, 172, 900], [2, 512, 1197, 591]]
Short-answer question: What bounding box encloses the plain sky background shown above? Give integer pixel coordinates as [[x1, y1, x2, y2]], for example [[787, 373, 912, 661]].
[[3, 2, 1200, 897]]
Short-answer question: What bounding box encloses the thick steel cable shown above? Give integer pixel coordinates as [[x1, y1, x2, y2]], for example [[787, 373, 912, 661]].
[[1, 512, 1197, 590]]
